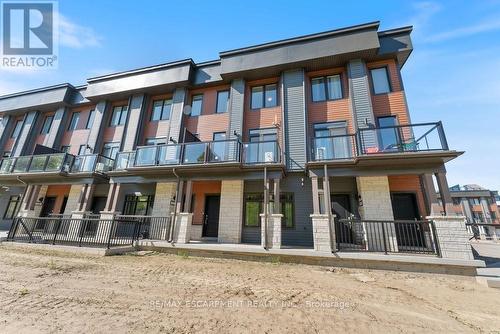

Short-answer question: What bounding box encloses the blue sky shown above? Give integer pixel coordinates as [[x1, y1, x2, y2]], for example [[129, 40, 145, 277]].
[[1, 0, 499, 190]]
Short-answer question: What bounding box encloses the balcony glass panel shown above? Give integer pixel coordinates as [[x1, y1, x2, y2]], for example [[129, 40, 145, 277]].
[[72, 155, 98, 173], [208, 140, 239, 163], [45, 154, 66, 172], [13, 156, 31, 173], [135, 146, 158, 166], [158, 145, 181, 165], [183, 142, 206, 164], [28, 156, 48, 172], [0, 158, 16, 173], [115, 152, 135, 170], [243, 141, 279, 164], [96, 155, 114, 173], [312, 135, 353, 160]]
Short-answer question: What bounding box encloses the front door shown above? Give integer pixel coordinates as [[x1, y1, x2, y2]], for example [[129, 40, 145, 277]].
[[391, 193, 419, 220], [391, 193, 424, 248], [203, 195, 220, 237], [332, 194, 354, 244], [91, 197, 107, 214], [40, 197, 57, 217]]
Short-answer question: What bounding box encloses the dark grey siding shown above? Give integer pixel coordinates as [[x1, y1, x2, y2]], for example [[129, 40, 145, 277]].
[[347, 59, 377, 147], [12, 111, 39, 157], [168, 88, 186, 143], [228, 79, 244, 139], [283, 69, 306, 170], [122, 94, 147, 151]]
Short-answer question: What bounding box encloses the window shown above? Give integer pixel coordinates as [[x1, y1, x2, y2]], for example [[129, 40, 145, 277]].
[[190, 95, 203, 117], [249, 128, 277, 142], [68, 112, 80, 131], [473, 212, 484, 223], [452, 197, 461, 205], [313, 122, 350, 159], [110, 105, 128, 126], [11, 120, 23, 138], [2, 151, 11, 158], [151, 99, 172, 121], [3, 195, 21, 219], [78, 145, 87, 156], [40, 115, 53, 134], [244, 193, 294, 228], [123, 195, 154, 216], [470, 198, 481, 206], [311, 75, 342, 102], [251, 84, 277, 109], [216, 90, 229, 113], [145, 137, 167, 146], [102, 142, 120, 159], [491, 211, 497, 220], [86, 110, 96, 129], [377, 116, 400, 150], [370, 67, 391, 94], [60, 145, 70, 153]]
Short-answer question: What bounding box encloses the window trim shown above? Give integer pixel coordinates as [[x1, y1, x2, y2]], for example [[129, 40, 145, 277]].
[[110, 105, 128, 127], [310, 74, 344, 102], [243, 192, 294, 228], [11, 120, 23, 138], [215, 90, 230, 114], [40, 115, 54, 135], [78, 144, 87, 156], [67, 112, 81, 131], [190, 94, 204, 117], [85, 109, 96, 129], [60, 145, 71, 153], [369, 66, 392, 95], [3, 195, 21, 219], [102, 141, 121, 159], [250, 83, 278, 110], [150, 99, 172, 121]]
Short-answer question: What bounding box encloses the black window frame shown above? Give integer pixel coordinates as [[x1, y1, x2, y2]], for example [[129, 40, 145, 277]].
[[86, 109, 96, 129], [3, 195, 21, 219], [123, 194, 155, 216], [40, 115, 54, 134], [190, 94, 204, 117], [68, 112, 81, 131], [369, 66, 392, 95], [102, 142, 121, 159], [215, 90, 230, 114], [110, 105, 128, 127], [60, 145, 71, 153], [310, 74, 343, 102], [11, 120, 23, 138], [78, 144, 87, 156], [243, 192, 294, 228], [150, 99, 172, 121], [250, 84, 278, 110]]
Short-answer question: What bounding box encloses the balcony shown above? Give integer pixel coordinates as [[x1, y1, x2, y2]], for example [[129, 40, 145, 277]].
[[0, 153, 114, 176], [310, 122, 450, 162], [114, 139, 281, 170]]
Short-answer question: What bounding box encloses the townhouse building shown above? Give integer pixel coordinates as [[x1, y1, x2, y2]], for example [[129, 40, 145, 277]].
[[0, 22, 469, 257]]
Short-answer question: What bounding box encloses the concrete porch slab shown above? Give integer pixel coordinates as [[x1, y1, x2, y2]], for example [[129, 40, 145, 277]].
[[1, 241, 136, 256], [138, 240, 485, 276]]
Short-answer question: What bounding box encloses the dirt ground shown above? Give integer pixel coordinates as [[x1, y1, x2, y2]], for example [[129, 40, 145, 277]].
[[0, 245, 499, 334]]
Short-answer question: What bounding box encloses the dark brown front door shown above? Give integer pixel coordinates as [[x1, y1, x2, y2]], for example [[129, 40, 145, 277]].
[[203, 195, 220, 237], [40, 197, 57, 217], [391, 193, 425, 247]]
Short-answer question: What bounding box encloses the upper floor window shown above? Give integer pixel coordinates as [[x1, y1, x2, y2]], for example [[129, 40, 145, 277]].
[[40, 115, 53, 134], [11, 120, 23, 138], [470, 198, 481, 206], [110, 105, 128, 126], [102, 142, 120, 159], [145, 137, 167, 146], [60, 145, 70, 153], [251, 84, 277, 109], [452, 197, 461, 205], [2, 151, 11, 158], [78, 145, 87, 155], [249, 128, 277, 142], [311, 75, 342, 102], [86, 109, 96, 129], [216, 90, 229, 113], [190, 94, 203, 117], [370, 67, 391, 94], [68, 112, 80, 131], [151, 99, 172, 121]]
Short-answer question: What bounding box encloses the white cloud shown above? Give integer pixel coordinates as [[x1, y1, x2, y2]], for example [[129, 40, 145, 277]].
[[58, 14, 103, 49], [424, 18, 500, 42]]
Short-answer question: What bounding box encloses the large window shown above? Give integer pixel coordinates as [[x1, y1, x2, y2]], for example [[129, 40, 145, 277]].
[[60, 145, 70, 153], [3, 195, 21, 219], [311, 75, 342, 102], [370, 67, 391, 94], [11, 120, 23, 138], [251, 84, 277, 109], [102, 142, 120, 159], [68, 112, 80, 131], [86, 109, 96, 129], [123, 195, 154, 216], [145, 137, 167, 146], [78, 145, 87, 156], [377, 116, 400, 151], [244, 193, 294, 228], [313, 122, 350, 159], [151, 99, 172, 121], [110, 105, 128, 126], [40, 115, 53, 134], [190, 94, 203, 117], [216, 90, 229, 113]]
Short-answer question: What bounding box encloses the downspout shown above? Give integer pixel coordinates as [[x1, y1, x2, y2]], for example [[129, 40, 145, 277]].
[[168, 168, 181, 243], [263, 167, 268, 250], [324, 164, 335, 252]]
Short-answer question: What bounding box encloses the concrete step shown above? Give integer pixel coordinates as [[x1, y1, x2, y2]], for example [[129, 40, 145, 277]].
[[476, 276, 500, 289]]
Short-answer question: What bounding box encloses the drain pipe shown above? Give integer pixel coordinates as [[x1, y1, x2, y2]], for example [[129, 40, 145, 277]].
[[168, 168, 181, 243], [263, 167, 269, 250], [323, 164, 335, 252], [17, 176, 29, 211]]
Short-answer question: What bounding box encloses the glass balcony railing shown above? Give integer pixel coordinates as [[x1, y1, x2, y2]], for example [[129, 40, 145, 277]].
[[242, 141, 280, 164], [0, 153, 74, 174], [358, 122, 448, 155], [311, 134, 356, 161], [71, 154, 114, 173]]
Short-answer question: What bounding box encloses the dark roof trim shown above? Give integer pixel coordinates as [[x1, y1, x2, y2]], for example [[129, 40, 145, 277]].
[[378, 26, 413, 37], [0, 83, 74, 100], [219, 21, 381, 57], [87, 58, 195, 83]]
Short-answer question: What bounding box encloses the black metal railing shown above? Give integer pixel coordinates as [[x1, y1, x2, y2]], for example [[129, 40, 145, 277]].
[[7, 215, 171, 248], [357, 122, 448, 155], [466, 223, 499, 241], [335, 219, 439, 255]]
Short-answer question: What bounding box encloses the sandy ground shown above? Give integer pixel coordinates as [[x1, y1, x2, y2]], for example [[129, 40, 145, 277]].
[[0, 245, 499, 334]]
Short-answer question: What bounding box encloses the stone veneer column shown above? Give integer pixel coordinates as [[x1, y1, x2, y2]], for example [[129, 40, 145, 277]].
[[218, 180, 244, 243], [356, 176, 398, 252], [173, 213, 192, 243], [428, 215, 474, 260], [150, 182, 176, 240], [260, 213, 283, 249], [64, 185, 86, 215]]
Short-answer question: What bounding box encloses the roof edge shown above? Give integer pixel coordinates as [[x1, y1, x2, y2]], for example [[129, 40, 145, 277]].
[[0, 83, 74, 100], [378, 26, 413, 37]]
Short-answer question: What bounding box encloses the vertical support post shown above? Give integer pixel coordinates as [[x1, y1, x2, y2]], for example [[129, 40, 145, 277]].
[[184, 180, 193, 213], [311, 176, 320, 214], [262, 167, 269, 249], [435, 170, 453, 215], [273, 178, 280, 214], [175, 180, 185, 214]]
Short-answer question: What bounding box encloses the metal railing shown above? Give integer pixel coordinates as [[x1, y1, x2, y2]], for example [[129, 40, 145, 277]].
[[242, 140, 281, 164], [71, 154, 114, 173], [0, 153, 74, 174], [466, 223, 499, 241], [7, 215, 171, 248], [311, 134, 357, 161], [335, 219, 439, 255], [358, 122, 448, 155]]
